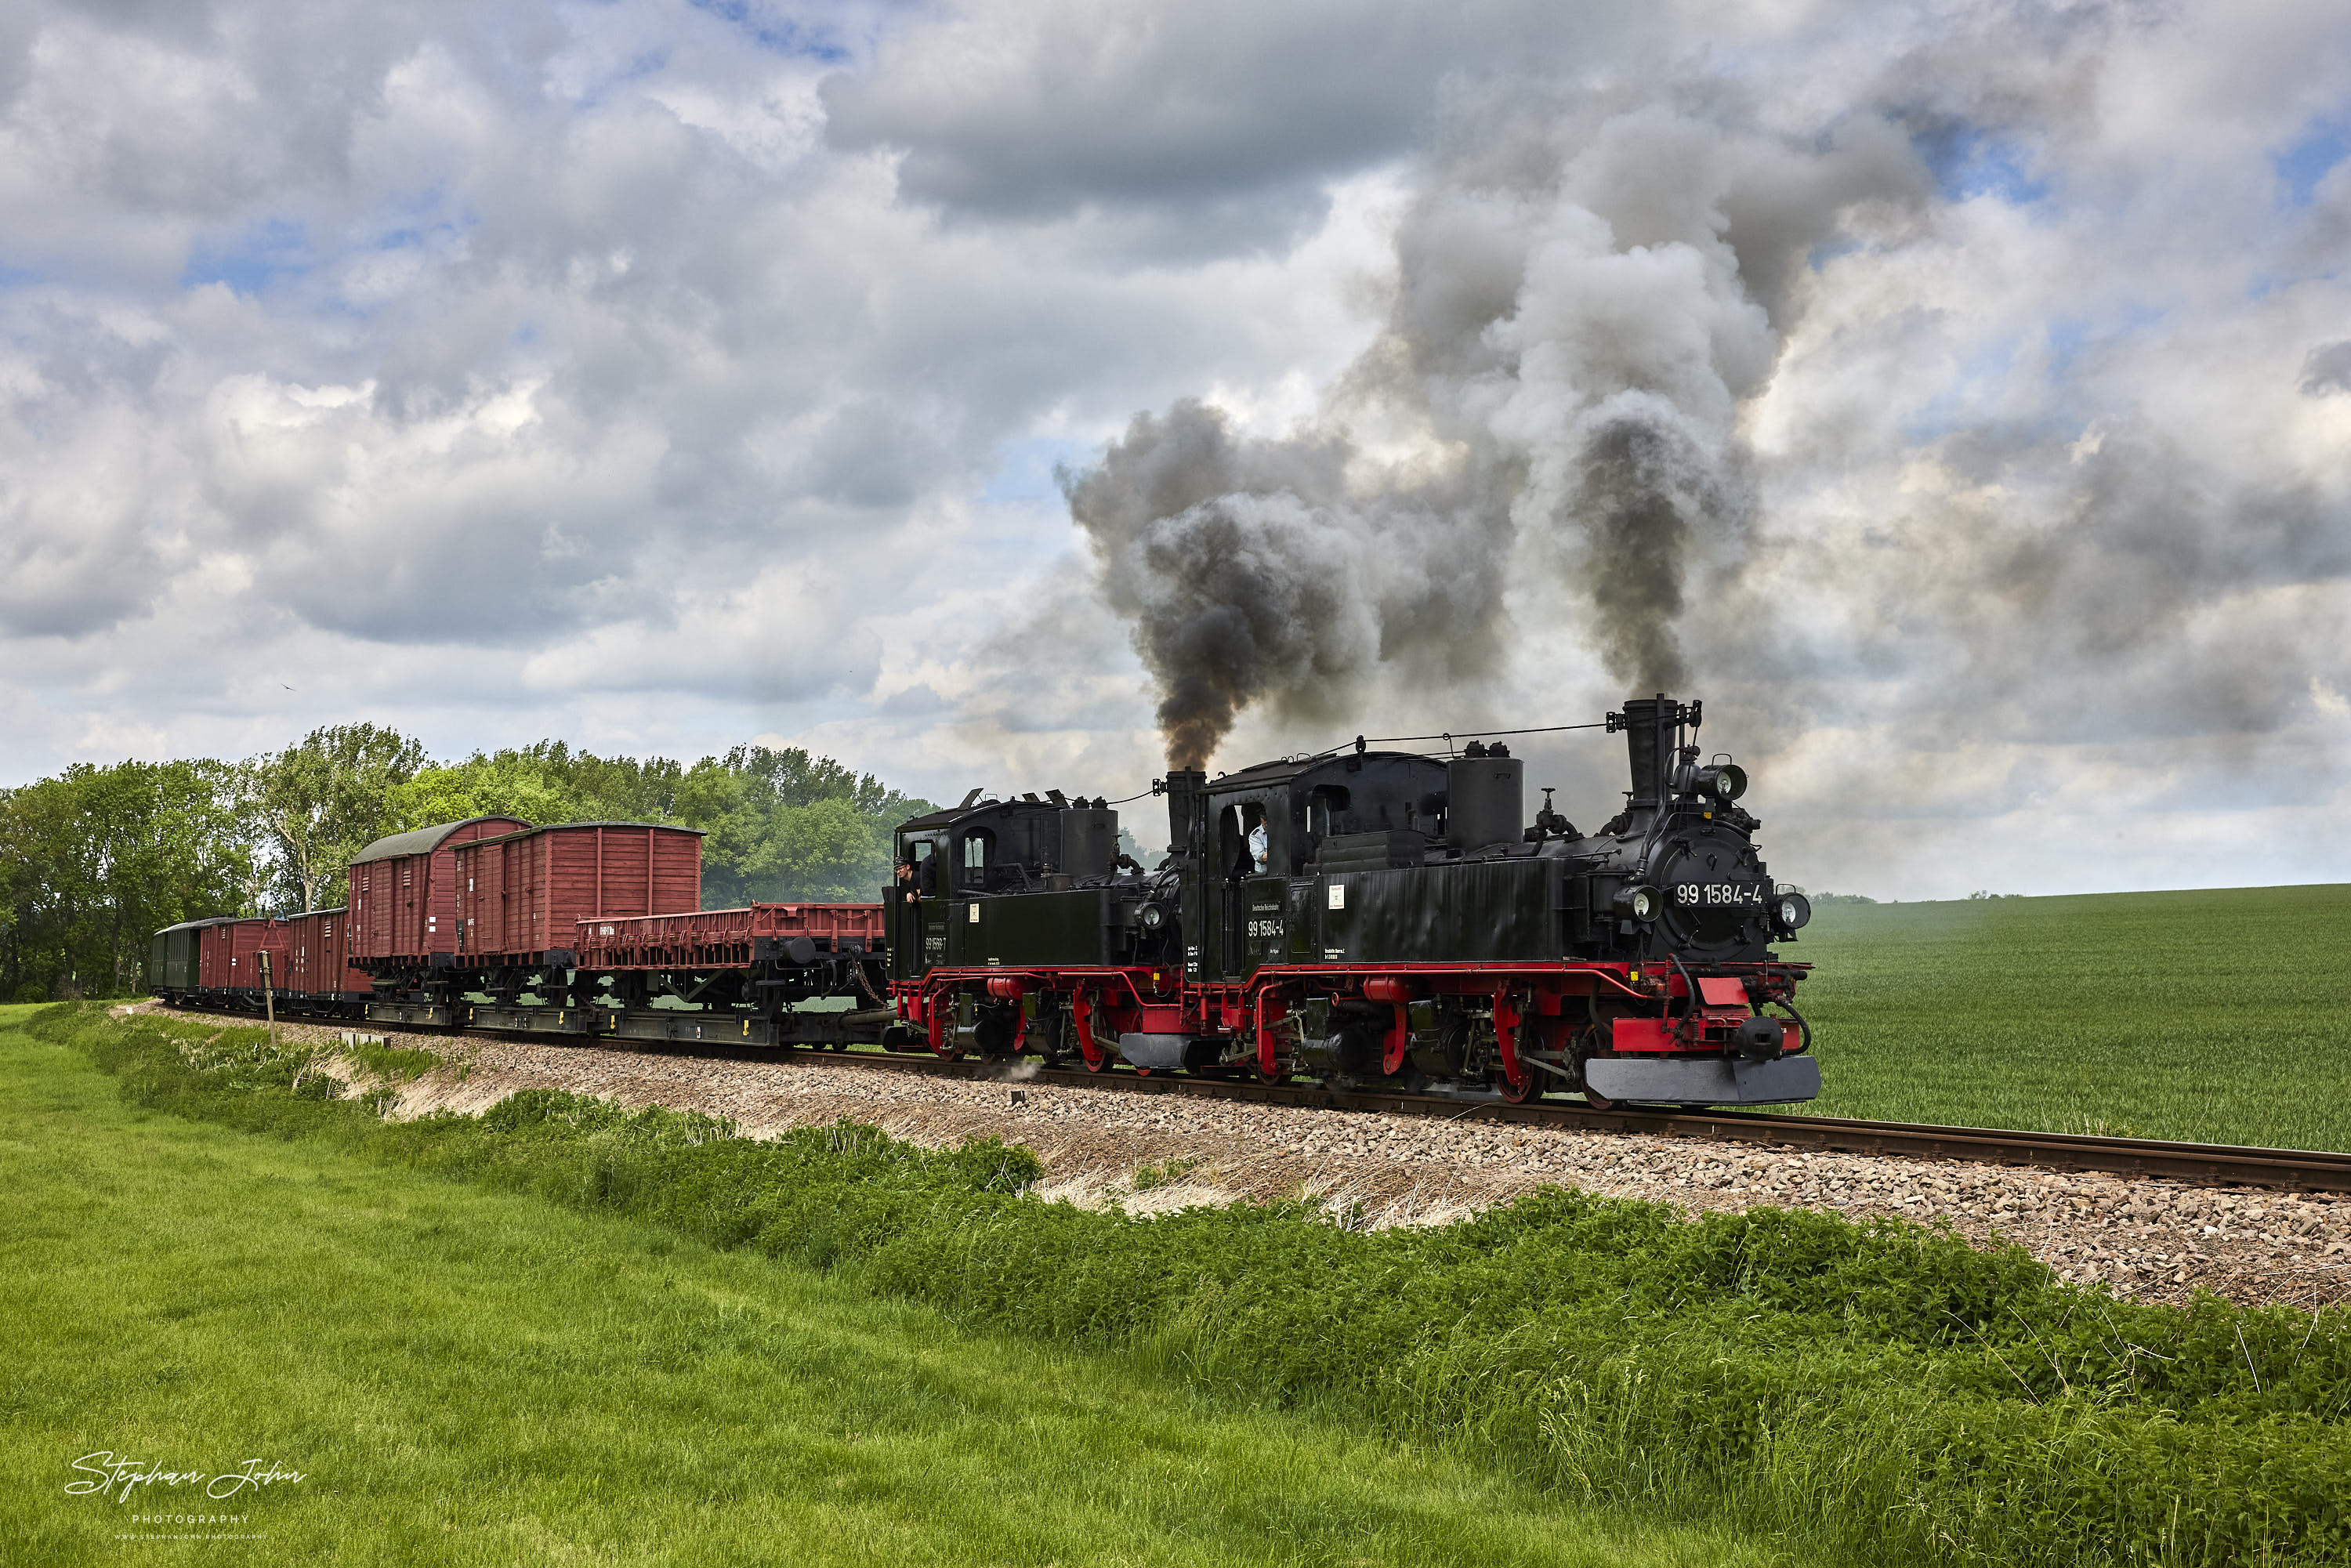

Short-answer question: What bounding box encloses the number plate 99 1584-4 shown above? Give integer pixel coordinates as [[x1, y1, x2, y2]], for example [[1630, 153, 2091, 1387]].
[[1674, 882, 1764, 907]]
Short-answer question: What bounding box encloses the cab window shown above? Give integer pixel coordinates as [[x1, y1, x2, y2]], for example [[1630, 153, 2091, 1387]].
[[957, 828, 994, 889], [1307, 786, 1351, 840]]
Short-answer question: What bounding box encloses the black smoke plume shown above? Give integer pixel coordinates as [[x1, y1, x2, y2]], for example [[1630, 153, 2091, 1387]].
[[1063, 92, 1915, 764], [1063, 400, 1509, 769]]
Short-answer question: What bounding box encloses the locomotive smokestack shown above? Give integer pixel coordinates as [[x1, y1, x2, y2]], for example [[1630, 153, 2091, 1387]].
[[1162, 769, 1207, 861], [1616, 695, 1675, 807]]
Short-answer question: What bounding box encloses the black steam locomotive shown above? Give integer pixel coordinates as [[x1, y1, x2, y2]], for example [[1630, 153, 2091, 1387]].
[[886, 697, 1816, 1107]]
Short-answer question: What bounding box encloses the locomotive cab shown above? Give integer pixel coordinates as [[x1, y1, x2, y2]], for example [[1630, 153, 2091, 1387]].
[[886, 790, 1150, 982]]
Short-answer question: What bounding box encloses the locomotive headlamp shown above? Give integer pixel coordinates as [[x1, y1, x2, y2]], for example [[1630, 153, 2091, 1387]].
[[1773, 892, 1812, 931], [1614, 885, 1663, 922], [1138, 903, 1167, 931], [1675, 762, 1748, 802]]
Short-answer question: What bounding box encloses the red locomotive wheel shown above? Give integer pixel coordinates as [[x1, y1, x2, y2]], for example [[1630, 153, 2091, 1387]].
[[1083, 1049, 1112, 1074], [1582, 1086, 1617, 1111], [1254, 1059, 1288, 1086], [1495, 1070, 1541, 1105]]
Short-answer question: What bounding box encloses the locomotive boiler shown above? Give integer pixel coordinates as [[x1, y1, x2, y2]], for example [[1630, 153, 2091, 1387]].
[[886, 696, 1817, 1107]]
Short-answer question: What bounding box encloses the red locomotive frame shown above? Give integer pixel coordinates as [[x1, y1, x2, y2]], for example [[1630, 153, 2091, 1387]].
[[891, 956, 1808, 1097]]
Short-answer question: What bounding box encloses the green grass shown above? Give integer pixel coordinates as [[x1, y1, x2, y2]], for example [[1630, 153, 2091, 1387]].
[[0, 1021, 1773, 1566], [1793, 884, 2351, 1150], [343, 1037, 443, 1084], [24, 1003, 2351, 1567]]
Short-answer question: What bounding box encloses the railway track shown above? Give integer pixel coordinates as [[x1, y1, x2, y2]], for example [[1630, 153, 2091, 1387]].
[[161, 1000, 2351, 1195], [791, 1048, 2351, 1195]]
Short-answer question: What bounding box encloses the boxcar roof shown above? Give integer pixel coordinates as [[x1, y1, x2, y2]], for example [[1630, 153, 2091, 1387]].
[[350, 816, 534, 864], [455, 820, 708, 850], [151, 916, 243, 935]]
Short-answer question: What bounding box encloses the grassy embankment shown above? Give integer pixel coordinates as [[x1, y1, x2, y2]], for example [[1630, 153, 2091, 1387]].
[[14, 1002, 2351, 1566], [1794, 883, 2351, 1150], [0, 1005, 1776, 1568]]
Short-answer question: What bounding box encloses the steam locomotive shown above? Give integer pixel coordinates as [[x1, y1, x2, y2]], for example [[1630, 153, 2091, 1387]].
[[885, 696, 1816, 1106]]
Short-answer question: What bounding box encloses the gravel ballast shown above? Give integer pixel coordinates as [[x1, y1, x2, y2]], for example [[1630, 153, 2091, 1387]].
[[143, 1005, 2351, 1310]]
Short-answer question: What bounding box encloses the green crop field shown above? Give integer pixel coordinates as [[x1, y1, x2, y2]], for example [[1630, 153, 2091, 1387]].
[[1791, 883, 2351, 1151], [0, 1011, 1771, 1567]]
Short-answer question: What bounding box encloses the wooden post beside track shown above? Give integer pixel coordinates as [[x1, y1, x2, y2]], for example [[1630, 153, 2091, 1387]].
[[259, 948, 277, 1052]]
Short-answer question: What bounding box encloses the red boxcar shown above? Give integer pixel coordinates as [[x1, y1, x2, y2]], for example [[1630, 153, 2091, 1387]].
[[347, 817, 531, 963], [576, 903, 883, 970], [284, 907, 359, 998], [200, 917, 289, 990], [455, 822, 704, 964]]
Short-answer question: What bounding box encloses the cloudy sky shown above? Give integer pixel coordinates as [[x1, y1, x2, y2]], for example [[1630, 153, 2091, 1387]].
[[2, 0, 2347, 899]]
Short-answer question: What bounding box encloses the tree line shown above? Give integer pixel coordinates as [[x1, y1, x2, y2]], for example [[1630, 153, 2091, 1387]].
[[0, 726, 934, 1002]]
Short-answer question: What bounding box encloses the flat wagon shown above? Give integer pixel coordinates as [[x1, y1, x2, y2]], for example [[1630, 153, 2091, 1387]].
[[576, 902, 884, 970]]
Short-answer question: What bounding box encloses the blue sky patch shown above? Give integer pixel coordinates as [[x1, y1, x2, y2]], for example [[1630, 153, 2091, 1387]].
[[1910, 118, 2051, 207], [2045, 317, 2089, 381], [687, 0, 849, 61], [2274, 114, 2349, 208], [181, 217, 311, 296], [984, 435, 1097, 506]]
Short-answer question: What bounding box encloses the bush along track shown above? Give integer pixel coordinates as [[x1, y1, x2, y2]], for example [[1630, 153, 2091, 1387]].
[[29, 1003, 2351, 1567]]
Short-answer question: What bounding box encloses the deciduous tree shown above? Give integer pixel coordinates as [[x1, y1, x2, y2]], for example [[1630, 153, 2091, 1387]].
[[245, 725, 425, 911]]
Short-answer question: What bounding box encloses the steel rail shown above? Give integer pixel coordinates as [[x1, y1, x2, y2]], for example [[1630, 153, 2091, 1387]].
[[155, 999, 2351, 1194], [787, 1048, 2351, 1194]]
